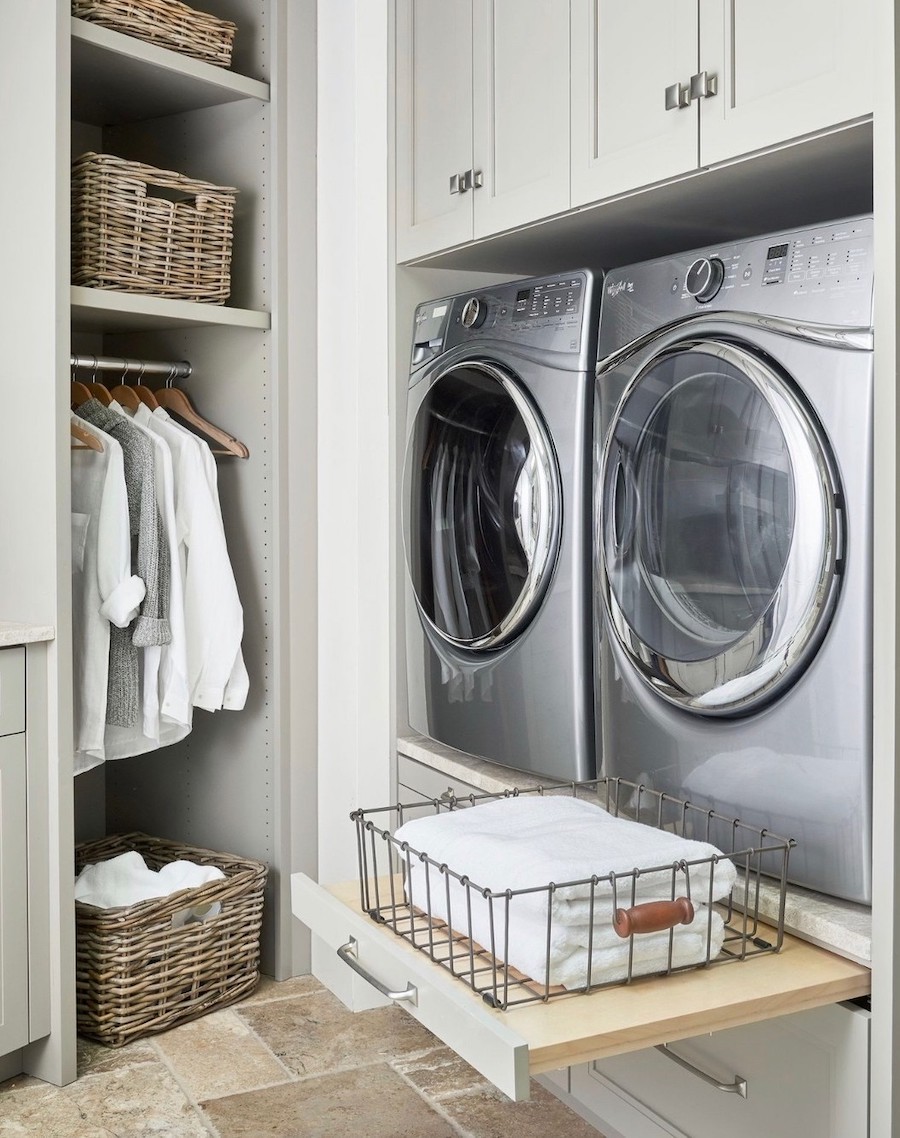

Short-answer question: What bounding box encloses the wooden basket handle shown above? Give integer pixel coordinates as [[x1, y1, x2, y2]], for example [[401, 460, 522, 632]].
[[613, 897, 695, 938]]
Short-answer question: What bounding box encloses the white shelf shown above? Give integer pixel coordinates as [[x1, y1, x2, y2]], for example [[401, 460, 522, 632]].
[[71, 17, 269, 125], [71, 286, 270, 332]]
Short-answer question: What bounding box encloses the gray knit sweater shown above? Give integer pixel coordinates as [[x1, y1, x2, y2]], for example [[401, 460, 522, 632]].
[[78, 400, 172, 728]]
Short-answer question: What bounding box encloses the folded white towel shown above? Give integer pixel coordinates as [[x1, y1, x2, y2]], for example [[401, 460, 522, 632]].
[[75, 850, 225, 910], [395, 795, 736, 922], [406, 856, 725, 987]]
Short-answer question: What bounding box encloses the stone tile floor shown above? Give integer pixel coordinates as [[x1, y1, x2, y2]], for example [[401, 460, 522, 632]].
[[0, 975, 605, 1137]]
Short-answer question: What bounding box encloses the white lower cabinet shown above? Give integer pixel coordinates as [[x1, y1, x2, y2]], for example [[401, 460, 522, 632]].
[[0, 648, 28, 1057], [554, 1002, 869, 1138]]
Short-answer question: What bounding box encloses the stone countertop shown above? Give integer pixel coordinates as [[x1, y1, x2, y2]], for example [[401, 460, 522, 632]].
[[397, 733, 872, 966], [0, 621, 55, 648]]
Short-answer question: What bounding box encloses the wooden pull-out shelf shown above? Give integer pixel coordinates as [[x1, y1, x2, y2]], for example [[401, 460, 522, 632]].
[[291, 873, 871, 1102]]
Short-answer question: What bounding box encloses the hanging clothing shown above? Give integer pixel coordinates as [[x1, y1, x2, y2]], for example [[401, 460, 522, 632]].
[[71, 392, 248, 772], [77, 398, 172, 728], [143, 406, 248, 713], [71, 414, 145, 772]]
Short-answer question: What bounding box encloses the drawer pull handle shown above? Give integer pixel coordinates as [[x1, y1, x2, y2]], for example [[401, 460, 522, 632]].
[[614, 898, 694, 937], [337, 938, 419, 1006], [656, 1043, 748, 1098]]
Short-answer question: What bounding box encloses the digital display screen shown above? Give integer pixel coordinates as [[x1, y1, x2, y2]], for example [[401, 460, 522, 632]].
[[766, 243, 789, 260], [516, 289, 530, 305]]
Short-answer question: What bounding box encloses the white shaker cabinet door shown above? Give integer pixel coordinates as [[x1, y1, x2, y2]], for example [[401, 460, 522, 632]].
[[0, 733, 28, 1057], [571, 0, 698, 207], [471, 0, 571, 240], [396, 0, 474, 263], [569, 1002, 870, 1138], [698, 0, 874, 167]]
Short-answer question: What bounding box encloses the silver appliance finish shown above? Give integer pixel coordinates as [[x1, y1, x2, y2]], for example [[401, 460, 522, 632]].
[[596, 217, 874, 902], [404, 271, 600, 781]]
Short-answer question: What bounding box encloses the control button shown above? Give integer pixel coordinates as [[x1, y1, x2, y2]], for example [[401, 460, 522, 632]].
[[742, 266, 752, 281], [685, 257, 725, 303], [460, 296, 488, 329], [671, 279, 680, 294]]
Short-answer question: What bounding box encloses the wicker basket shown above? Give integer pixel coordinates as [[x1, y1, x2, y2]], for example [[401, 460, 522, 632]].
[[75, 833, 267, 1047], [71, 152, 238, 304], [72, 0, 236, 68]]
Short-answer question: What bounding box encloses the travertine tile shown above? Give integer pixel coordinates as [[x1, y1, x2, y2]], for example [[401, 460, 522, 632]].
[[237, 989, 438, 1078], [0, 1073, 44, 1094], [0, 1063, 210, 1138], [77, 1035, 158, 1078], [201, 1063, 458, 1137], [441, 1081, 604, 1138], [153, 1008, 291, 1099], [239, 973, 324, 1005], [392, 1046, 492, 1099]]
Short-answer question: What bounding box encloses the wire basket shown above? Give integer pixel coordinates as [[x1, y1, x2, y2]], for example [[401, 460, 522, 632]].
[[72, 0, 237, 68], [71, 151, 238, 304], [352, 778, 794, 1010], [75, 833, 267, 1046]]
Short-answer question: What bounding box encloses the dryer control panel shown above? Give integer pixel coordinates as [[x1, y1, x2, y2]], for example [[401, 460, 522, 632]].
[[411, 270, 599, 373], [598, 216, 874, 357]]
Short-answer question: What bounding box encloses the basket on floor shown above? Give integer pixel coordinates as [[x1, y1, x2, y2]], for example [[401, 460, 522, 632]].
[[71, 151, 238, 304], [72, 0, 237, 68], [75, 832, 267, 1047]]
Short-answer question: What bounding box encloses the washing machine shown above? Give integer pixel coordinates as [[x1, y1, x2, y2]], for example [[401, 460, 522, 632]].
[[403, 271, 601, 781], [595, 217, 873, 903]]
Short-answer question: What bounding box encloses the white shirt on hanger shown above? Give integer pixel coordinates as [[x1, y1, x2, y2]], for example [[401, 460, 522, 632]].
[[146, 406, 249, 713], [70, 414, 145, 772]]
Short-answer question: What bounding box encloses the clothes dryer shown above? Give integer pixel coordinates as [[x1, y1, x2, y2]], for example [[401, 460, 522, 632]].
[[404, 271, 600, 781], [595, 218, 873, 902]]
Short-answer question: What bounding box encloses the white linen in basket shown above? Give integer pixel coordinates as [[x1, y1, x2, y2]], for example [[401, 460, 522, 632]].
[[393, 794, 735, 987]]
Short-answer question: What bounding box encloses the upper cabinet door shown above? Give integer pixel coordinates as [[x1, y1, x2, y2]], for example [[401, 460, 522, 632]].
[[471, 0, 571, 240], [396, 0, 474, 263], [698, 0, 874, 167], [571, 0, 698, 208]]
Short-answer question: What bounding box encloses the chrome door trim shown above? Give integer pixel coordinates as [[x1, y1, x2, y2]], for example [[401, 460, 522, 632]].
[[600, 338, 843, 715], [405, 358, 562, 652], [596, 311, 874, 377]]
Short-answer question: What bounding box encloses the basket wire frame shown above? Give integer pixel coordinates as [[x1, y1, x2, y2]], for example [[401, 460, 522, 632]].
[[352, 778, 794, 1011]]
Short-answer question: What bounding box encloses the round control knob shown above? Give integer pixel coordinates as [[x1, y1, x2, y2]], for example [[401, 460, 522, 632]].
[[460, 296, 488, 329], [685, 257, 725, 303]]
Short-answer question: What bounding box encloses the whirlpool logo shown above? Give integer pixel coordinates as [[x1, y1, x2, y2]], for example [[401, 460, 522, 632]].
[[606, 279, 634, 299]]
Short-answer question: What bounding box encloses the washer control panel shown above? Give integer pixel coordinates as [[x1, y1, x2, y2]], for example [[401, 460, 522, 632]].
[[411, 270, 598, 371]]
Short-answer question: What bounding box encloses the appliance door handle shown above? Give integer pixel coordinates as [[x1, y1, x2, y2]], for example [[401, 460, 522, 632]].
[[337, 938, 419, 1005], [655, 1043, 748, 1097]]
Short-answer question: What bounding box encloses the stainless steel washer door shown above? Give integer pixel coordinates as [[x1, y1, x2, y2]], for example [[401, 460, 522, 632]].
[[600, 338, 842, 715], [404, 360, 561, 651]]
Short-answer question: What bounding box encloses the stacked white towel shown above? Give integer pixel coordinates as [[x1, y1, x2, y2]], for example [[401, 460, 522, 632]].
[[393, 795, 736, 988], [75, 850, 225, 917]]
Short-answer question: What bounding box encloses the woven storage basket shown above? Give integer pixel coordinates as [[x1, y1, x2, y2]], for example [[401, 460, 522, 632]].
[[75, 832, 267, 1047], [72, 0, 236, 67], [71, 151, 237, 304]]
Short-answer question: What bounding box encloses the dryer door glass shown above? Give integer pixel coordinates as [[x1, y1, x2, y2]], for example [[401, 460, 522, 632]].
[[601, 339, 841, 715], [405, 361, 561, 650]]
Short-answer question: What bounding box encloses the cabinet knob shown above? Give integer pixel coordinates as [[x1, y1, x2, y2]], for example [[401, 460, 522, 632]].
[[689, 70, 718, 101], [471, 169, 483, 189], [665, 82, 691, 111]]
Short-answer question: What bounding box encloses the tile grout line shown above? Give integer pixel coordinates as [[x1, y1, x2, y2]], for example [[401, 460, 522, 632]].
[[148, 1038, 224, 1138], [389, 1063, 482, 1138]]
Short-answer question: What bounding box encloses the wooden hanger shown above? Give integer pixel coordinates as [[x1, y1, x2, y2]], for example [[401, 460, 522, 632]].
[[71, 380, 93, 409], [88, 381, 113, 406], [109, 362, 160, 411], [107, 378, 142, 411], [155, 383, 249, 459], [71, 419, 103, 453]]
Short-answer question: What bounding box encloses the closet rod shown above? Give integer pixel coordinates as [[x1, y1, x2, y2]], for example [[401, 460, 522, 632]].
[[70, 354, 193, 380]]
